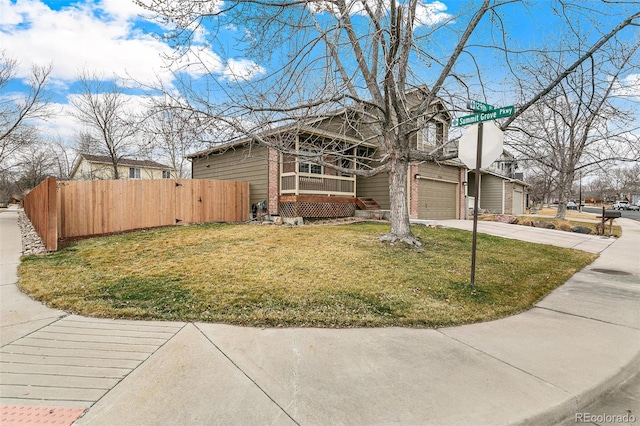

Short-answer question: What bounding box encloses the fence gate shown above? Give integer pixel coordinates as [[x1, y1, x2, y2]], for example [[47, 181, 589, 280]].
[[22, 178, 249, 251]]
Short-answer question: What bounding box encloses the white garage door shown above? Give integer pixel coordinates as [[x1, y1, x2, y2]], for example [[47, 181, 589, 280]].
[[418, 179, 458, 220], [513, 188, 524, 215]]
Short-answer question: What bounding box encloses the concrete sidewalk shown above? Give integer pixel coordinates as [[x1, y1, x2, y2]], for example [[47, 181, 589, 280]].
[[1, 209, 639, 425]]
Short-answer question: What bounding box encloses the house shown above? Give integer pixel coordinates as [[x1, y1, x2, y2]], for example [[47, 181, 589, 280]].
[[188, 88, 526, 220], [70, 154, 175, 181], [466, 150, 529, 217]]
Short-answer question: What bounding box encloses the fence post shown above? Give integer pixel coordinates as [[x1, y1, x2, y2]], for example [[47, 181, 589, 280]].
[[45, 177, 58, 251]]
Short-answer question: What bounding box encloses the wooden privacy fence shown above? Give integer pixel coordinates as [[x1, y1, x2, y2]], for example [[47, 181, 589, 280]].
[[22, 177, 57, 251], [23, 177, 250, 251]]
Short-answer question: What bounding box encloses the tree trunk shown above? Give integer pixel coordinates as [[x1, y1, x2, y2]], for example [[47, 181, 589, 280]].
[[555, 175, 573, 219], [380, 155, 422, 247]]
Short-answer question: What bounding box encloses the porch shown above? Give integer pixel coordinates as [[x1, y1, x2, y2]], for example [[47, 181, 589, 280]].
[[280, 172, 356, 197], [278, 195, 357, 218], [275, 130, 371, 218]]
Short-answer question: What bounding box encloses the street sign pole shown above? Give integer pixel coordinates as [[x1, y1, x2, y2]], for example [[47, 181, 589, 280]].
[[456, 100, 514, 289], [470, 122, 483, 289]]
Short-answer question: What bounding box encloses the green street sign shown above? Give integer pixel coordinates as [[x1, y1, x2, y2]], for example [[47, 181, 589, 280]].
[[452, 105, 515, 127], [467, 100, 495, 112]]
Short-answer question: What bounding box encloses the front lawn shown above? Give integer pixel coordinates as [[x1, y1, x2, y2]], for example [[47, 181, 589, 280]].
[[18, 222, 596, 328]]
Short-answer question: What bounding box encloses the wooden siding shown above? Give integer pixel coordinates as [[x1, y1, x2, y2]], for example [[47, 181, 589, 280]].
[[192, 144, 269, 207], [480, 174, 504, 213], [313, 115, 361, 139], [357, 173, 390, 210], [417, 162, 459, 182], [71, 157, 173, 180]]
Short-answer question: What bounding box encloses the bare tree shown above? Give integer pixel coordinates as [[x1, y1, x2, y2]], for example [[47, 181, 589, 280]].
[[0, 51, 52, 171], [524, 165, 557, 208], [508, 38, 640, 219], [13, 141, 59, 193], [70, 71, 139, 179], [138, 1, 640, 245], [604, 164, 640, 200], [74, 132, 102, 156], [48, 137, 78, 180], [142, 99, 203, 178]]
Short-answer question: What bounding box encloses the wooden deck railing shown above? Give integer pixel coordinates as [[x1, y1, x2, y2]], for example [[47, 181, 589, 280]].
[[280, 172, 356, 197]]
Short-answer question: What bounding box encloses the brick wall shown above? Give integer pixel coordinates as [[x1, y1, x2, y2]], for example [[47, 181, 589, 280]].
[[268, 147, 280, 215], [410, 163, 419, 218]]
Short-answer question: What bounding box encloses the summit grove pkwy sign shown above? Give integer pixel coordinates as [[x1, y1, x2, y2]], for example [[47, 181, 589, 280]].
[[453, 100, 515, 288], [452, 105, 515, 127]]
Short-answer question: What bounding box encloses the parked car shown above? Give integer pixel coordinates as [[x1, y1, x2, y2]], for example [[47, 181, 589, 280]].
[[627, 202, 640, 211], [566, 201, 578, 210], [613, 200, 630, 210]]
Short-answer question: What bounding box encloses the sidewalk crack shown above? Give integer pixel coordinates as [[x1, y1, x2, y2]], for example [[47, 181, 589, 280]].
[[535, 306, 640, 331], [435, 328, 571, 395], [194, 323, 300, 426]]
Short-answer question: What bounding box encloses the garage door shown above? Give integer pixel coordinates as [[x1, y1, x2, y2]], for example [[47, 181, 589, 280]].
[[513, 188, 524, 215], [418, 179, 458, 219]]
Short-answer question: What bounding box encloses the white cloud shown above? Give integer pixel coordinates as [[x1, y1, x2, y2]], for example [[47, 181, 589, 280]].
[[39, 102, 79, 139], [222, 58, 266, 82], [173, 46, 225, 77], [415, 1, 451, 26], [307, 0, 451, 26], [612, 73, 640, 98], [99, 0, 147, 21], [0, 0, 258, 89], [0, 0, 176, 87]]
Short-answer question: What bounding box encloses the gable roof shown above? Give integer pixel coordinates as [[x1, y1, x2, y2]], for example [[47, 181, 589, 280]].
[[187, 95, 453, 160], [70, 154, 173, 179], [78, 154, 171, 169], [186, 123, 370, 159]]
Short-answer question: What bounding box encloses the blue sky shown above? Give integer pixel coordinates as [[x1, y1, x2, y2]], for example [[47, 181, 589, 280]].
[[1, 0, 638, 141]]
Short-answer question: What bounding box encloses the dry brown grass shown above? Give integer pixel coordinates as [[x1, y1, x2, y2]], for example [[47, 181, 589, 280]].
[[18, 222, 596, 328], [534, 207, 598, 220]]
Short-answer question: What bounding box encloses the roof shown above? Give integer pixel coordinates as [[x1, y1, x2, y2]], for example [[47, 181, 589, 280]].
[[79, 154, 171, 169], [480, 168, 530, 186], [187, 88, 451, 159], [186, 123, 371, 159]]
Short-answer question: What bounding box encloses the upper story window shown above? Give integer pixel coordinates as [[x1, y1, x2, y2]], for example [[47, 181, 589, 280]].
[[129, 167, 141, 179], [162, 170, 171, 179], [418, 119, 444, 152], [299, 162, 322, 174]]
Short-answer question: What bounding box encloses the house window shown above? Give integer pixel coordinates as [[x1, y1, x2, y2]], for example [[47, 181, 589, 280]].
[[340, 157, 353, 176], [421, 122, 437, 148], [299, 162, 322, 174], [129, 168, 141, 179], [355, 147, 375, 170], [419, 120, 444, 151], [162, 170, 171, 179]]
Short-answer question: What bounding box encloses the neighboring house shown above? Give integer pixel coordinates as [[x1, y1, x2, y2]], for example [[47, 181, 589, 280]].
[[70, 154, 175, 181], [188, 87, 526, 220], [466, 150, 529, 216]]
